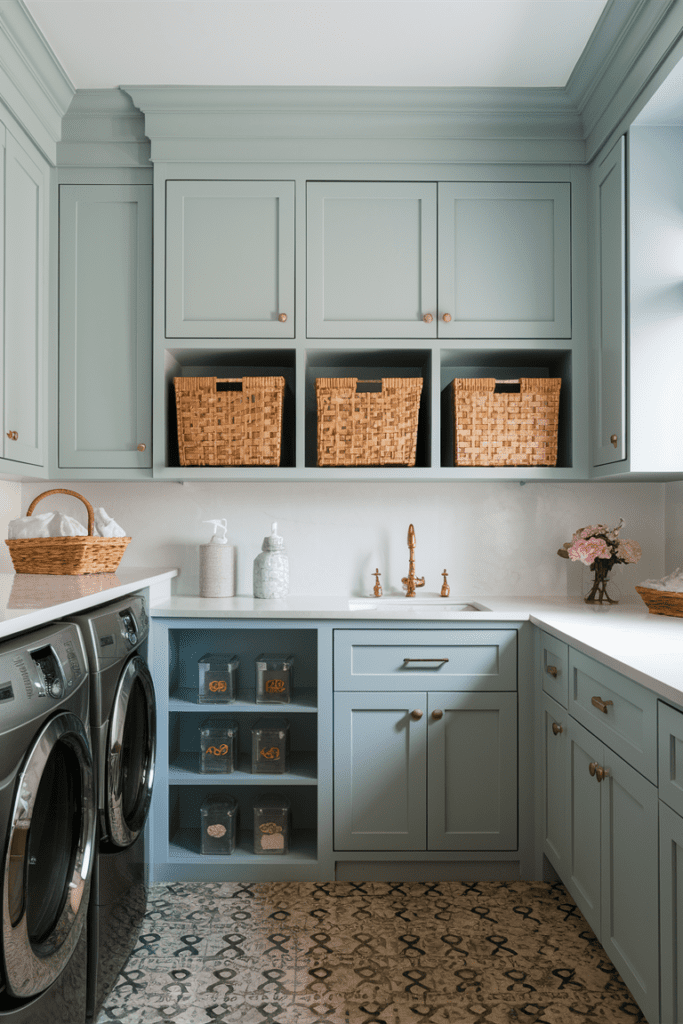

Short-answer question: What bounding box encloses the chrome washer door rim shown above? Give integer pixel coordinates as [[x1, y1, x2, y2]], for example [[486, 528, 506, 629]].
[[2, 711, 95, 998], [107, 655, 156, 848]]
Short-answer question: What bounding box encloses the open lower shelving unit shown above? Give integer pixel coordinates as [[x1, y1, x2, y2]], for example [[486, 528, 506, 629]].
[[153, 338, 585, 480]]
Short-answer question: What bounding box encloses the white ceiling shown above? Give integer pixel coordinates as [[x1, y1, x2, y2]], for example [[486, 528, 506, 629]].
[[24, 0, 609, 91]]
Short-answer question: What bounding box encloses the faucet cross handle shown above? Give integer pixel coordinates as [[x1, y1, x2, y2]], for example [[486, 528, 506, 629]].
[[441, 570, 450, 598], [408, 524, 416, 550], [372, 568, 383, 598]]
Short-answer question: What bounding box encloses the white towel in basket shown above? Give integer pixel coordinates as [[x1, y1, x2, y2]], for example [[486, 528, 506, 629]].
[[8, 512, 88, 538]]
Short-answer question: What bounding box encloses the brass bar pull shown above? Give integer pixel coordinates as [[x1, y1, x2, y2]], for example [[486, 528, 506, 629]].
[[432, 710, 444, 720], [546, 665, 558, 678], [595, 765, 610, 783], [591, 696, 614, 714], [589, 761, 598, 777], [411, 709, 423, 720], [552, 722, 563, 735], [403, 658, 449, 666]]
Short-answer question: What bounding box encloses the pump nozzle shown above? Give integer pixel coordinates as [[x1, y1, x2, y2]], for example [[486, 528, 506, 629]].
[[203, 518, 228, 544]]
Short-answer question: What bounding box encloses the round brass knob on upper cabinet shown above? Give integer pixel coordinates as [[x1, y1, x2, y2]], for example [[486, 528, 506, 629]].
[[278, 313, 287, 322], [552, 722, 563, 735], [595, 765, 610, 783], [411, 709, 424, 720], [432, 709, 444, 720], [423, 314, 433, 323], [442, 314, 452, 323], [6, 430, 17, 440], [137, 443, 146, 452], [589, 761, 598, 777], [610, 434, 618, 448], [546, 665, 558, 678]]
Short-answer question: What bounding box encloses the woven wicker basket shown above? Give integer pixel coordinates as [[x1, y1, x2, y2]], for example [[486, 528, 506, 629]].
[[174, 376, 285, 467], [5, 489, 130, 575], [451, 378, 561, 467], [316, 377, 423, 467], [635, 586, 683, 618]]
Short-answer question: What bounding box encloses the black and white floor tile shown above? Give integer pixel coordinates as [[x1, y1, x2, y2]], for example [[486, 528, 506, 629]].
[[96, 881, 648, 1024]]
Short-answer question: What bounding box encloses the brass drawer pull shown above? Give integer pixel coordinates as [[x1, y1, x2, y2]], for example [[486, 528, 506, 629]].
[[546, 665, 558, 678], [552, 722, 563, 735], [591, 696, 614, 714], [403, 658, 449, 666]]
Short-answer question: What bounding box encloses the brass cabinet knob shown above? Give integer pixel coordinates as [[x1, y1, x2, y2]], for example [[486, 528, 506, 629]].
[[278, 313, 287, 322], [137, 443, 146, 452], [589, 761, 598, 777], [432, 709, 443, 720], [423, 313, 433, 323], [442, 313, 452, 322], [610, 434, 618, 448], [6, 430, 17, 440], [595, 765, 610, 783], [591, 696, 613, 714], [546, 665, 558, 678], [551, 722, 563, 735], [411, 709, 424, 720]]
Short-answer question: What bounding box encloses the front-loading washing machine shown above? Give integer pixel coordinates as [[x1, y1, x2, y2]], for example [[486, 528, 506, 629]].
[[66, 594, 156, 1021], [0, 622, 95, 1023]]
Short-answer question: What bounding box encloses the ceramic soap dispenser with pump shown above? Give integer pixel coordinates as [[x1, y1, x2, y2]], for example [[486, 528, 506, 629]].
[[199, 518, 236, 597], [253, 521, 289, 599]]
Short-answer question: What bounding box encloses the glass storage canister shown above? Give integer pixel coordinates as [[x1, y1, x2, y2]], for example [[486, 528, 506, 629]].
[[251, 717, 290, 773], [254, 794, 291, 855], [256, 653, 294, 704], [198, 654, 239, 704], [199, 718, 239, 774], [200, 794, 238, 855]]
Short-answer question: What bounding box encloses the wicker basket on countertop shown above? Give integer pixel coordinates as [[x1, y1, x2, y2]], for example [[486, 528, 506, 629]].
[[451, 377, 561, 466], [174, 376, 285, 466], [316, 377, 423, 466], [635, 585, 683, 618], [5, 489, 130, 575]]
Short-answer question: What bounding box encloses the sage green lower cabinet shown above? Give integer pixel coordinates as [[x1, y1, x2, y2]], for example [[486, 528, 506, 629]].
[[59, 184, 152, 469], [334, 689, 517, 852], [659, 800, 683, 1024], [540, 691, 568, 878]]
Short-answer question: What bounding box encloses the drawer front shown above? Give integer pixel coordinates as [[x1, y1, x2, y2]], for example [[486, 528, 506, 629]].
[[568, 648, 657, 783], [334, 629, 517, 692], [538, 631, 569, 707], [659, 701, 683, 818]]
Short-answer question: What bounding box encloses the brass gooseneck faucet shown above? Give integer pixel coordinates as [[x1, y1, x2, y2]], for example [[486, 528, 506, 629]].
[[402, 524, 425, 598]]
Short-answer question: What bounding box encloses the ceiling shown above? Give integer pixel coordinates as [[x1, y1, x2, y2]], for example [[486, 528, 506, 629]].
[[24, 0, 609, 91]]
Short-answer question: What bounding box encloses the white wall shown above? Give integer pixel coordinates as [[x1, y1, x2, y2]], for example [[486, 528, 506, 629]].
[[21, 480, 665, 603]]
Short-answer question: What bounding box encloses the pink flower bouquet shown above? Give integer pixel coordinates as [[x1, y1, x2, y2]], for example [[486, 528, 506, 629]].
[[558, 518, 642, 604]]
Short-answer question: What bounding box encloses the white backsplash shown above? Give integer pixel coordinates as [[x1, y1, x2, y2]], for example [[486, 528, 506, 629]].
[[16, 480, 667, 603]]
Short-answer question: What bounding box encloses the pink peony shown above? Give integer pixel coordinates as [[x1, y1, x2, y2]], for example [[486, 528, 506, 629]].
[[616, 539, 642, 564], [568, 537, 611, 565]]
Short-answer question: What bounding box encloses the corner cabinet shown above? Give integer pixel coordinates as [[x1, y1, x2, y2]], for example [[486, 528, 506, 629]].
[[59, 184, 152, 471]]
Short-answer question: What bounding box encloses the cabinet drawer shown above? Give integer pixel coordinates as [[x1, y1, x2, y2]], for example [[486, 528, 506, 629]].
[[659, 701, 683, 818], [538, 631, 568, 707], [568, 649, 657, 783], [334, 629, 517, 692]]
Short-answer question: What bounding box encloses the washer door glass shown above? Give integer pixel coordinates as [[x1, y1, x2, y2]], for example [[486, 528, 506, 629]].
[[2, 712, 96, 999], [107, 655, 156, 848]]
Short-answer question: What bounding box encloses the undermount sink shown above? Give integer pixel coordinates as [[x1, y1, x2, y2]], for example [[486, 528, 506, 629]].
[[348, 597, 489, 612]]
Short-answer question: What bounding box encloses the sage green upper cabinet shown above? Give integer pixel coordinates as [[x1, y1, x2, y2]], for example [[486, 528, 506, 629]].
[[2, 130, 47, 468], [306, 182, 437, 338], [165, 180, 294, 338], [438, 182, 571, 339], [59, 185, 152, 470], [592, 137, 626, 466]]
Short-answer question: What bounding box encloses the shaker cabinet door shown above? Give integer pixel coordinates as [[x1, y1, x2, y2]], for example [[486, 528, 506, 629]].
[[307, 181, 437, 338], [166, 180, 294, 338], [660, 800, 683, 1024], [438, 182, 571, 339], [427, 691, 517, 851], [565, 715, 602, 937], [334, 691, 427, 851], [59, 185, 152, 469], [541, 692, 569, 878]]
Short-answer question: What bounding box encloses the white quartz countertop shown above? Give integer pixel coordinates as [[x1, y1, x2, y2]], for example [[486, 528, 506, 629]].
[[0, 568, 178, 638], [149, 593, 683, 708]]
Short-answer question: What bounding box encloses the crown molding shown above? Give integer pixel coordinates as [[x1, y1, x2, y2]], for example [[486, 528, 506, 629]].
[[58, 88, 151, 168], [0, 0, 73, 163]]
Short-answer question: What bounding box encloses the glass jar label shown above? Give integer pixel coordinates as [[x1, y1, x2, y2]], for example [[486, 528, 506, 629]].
[[206, 823, 226, 837], [205, 744, 229, 756], [265, 678, 287, 693], [259, 822, 283, 834], [260, 746, 280, 760], [209, 679, 227, 692]]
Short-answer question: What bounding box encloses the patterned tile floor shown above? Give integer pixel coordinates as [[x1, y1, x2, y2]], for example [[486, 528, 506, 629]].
[[96, 880, 648, 1024]]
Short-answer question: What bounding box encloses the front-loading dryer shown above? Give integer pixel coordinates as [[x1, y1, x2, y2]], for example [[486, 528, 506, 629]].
[[0, 622, 95, 1023], [66, 594, 155, 1021]]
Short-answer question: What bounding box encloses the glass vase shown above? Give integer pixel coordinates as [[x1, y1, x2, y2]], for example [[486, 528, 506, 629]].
[[585, 561, 618, 605]]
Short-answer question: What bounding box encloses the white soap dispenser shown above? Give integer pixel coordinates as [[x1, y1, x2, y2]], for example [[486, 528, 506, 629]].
[[253, 521, 289, 599], [199, 518, 236, 598]]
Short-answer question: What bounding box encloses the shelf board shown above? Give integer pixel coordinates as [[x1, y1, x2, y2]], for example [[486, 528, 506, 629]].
[[169, 827, 317, 863], [169, 688, 317, 712], [168, 750, 318, 784]]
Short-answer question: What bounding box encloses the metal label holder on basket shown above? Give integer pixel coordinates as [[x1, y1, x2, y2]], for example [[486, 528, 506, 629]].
[[5, 489, 131, 575]]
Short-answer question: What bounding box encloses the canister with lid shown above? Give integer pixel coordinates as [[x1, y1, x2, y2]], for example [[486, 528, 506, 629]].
[[251, 717, 290, 773], [200, 794, 238, 855], [198, 654, 239, 703], [254, 794, 291, 855], [256, 654, 293, 703], [199, 718, 239, 773]]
